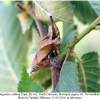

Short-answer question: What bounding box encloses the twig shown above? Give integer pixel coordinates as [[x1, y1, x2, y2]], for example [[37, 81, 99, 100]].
[[69, 16, 100, 49], [50, 66, 61, 90], [15, 2, 28, 12], [54, 17, 100, 76], [29, 5, 47, 39]]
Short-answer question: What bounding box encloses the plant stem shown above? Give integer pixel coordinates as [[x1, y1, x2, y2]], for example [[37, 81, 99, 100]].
[[50, 66, 61, 90], [69, 17, 100, 49], [15, 2, 28, 12], [34, 18, 47, 38], [64, 48, 71, 62], [95, 25, 100, 30], [29, 6, 47, 39]]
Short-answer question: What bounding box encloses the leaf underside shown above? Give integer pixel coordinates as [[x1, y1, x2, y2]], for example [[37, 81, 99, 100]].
[[0, 3, 28, 92], [31, 68, 51, 84], [34, 1, 74, 23], [78, 52, 100, 92], [60, 22, 77, 49], [71, 1, 100, 24], [54, 61, 80, 92]]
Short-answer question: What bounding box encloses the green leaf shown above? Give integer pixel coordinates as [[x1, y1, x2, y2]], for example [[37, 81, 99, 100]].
[[17, 64, 45, 92], [0, 3, 28, 91], [71, 1, 99, 24], [60, 22, 77, 49], [54, 61, 80, 92], [33, 1, 74, 23], [78, 52, 100, 92], [31, 68, 51, 85], [89, 1, 100, 16]]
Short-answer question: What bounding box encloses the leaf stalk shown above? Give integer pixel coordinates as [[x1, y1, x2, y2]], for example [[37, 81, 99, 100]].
[[70, 52, 87, 92]]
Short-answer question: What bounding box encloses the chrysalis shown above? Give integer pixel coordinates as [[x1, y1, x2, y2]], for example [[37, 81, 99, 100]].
[[31, 16, 60, 73]]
